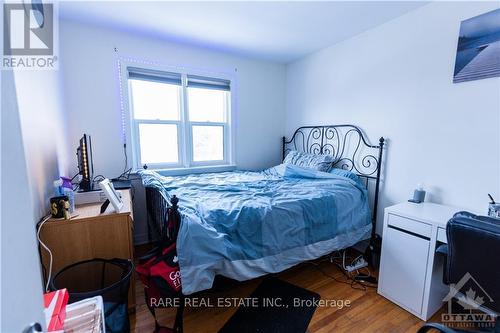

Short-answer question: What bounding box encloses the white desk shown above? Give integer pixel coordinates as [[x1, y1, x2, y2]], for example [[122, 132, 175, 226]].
[[378, 202, 464, 320]]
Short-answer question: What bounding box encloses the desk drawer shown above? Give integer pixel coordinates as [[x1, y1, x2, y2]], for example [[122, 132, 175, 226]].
[[388, 213, 432, 238], [437, 227, 447, 243]]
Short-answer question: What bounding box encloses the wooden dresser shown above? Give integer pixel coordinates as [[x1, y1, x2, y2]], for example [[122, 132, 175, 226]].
[[39, 189, 135, 310]]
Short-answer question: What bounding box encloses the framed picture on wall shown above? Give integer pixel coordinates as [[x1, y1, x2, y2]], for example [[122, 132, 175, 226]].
[[453, 8, 500, 83]]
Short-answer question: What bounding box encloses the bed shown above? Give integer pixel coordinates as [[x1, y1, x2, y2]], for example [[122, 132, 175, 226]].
[[140, 125, 385, 294]]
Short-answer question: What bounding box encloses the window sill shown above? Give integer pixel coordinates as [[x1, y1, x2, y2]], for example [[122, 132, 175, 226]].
[[147, 164, 237, 176]]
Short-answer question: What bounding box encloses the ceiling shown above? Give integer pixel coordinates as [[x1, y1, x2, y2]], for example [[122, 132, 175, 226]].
[[59, 1, 428, 63]]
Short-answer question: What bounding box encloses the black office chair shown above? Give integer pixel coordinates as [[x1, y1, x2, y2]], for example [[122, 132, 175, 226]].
[[418, 212, 500, 333]]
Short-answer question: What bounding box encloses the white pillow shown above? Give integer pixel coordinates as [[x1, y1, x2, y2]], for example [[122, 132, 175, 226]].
[[283, 150, 334, 172]]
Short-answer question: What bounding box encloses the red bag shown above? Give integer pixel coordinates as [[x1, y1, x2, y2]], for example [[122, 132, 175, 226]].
[[136, 242, 181, 293], [136, 242, 184, 333]]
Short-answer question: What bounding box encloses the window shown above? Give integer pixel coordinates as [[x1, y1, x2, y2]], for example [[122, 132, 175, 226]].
[[127, 67, 232, 170]]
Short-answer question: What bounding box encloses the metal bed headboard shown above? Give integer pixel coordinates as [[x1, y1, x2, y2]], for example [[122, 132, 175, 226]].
[[282, 125, 385, 238]]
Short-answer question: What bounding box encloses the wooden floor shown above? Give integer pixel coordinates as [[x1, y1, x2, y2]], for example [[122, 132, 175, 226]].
[[130, 257, 444, 333]]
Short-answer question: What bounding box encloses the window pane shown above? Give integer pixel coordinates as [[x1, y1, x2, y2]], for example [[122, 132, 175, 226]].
[[138, 124, 178, 165], [192, 125, 224, 162], [130, 79, 180, 120], [188, 87, 227, 122]]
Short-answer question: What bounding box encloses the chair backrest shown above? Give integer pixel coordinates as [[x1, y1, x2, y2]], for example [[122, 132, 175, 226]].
[[447, 212, 500, 314]]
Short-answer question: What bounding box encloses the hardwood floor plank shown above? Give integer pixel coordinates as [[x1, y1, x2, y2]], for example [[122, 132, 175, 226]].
[[131, 259, 445, 333]]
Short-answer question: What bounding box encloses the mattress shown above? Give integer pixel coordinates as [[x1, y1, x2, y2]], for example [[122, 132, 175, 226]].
[[140, 164, 372, 294]]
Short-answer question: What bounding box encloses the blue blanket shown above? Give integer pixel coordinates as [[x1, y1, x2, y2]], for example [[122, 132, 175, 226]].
[[140, 164, 372, 294]]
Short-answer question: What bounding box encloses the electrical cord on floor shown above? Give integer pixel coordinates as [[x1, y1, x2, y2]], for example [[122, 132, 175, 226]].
[[307, 250, 378, 291], [352, 267, 378, 288], [305, 261, 364, 289], [37, 214, 53, 292], [333, 251, 378, 290], [333, 263, 373, 291]]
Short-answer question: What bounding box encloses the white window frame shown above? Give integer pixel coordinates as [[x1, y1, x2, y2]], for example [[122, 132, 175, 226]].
[[120, 59, 236, 173]]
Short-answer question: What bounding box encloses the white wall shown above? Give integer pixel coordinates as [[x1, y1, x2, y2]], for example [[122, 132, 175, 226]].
[[1, 71, 46, 332], [60, 20, 286, 178], [1, 48, 69, 333], [14, 69, 70, 219], [1, 6, 69, 329], [286, 1, 500, 234], [59, 20, 286, 243]]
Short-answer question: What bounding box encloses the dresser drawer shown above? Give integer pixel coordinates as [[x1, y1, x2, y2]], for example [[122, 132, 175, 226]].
[[387, 213, 432, 238]]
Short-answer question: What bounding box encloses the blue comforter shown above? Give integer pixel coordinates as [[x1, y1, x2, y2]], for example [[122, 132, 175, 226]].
[[140, 164, 372, 294]]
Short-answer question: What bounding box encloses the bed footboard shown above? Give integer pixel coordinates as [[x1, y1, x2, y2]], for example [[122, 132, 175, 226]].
[[145, 185, 181, 243]]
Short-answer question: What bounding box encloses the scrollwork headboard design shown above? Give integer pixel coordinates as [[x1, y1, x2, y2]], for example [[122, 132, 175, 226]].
[[282, 125, 385, 238]]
